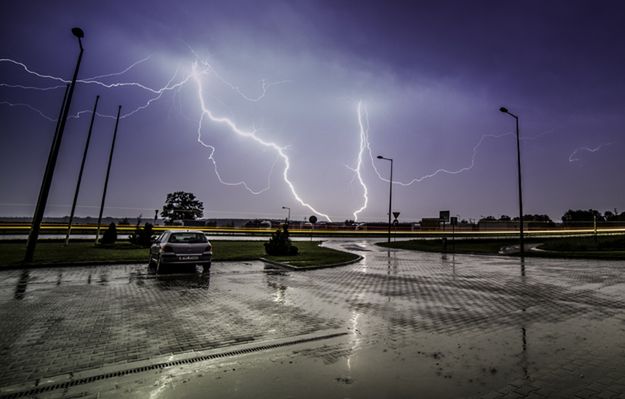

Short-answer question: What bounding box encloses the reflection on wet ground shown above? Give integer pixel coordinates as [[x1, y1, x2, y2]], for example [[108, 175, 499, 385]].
[[0, 240, 624, 398]]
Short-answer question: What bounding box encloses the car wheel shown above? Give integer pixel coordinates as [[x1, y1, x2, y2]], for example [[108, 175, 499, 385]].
[[202, 262, 211, 273]]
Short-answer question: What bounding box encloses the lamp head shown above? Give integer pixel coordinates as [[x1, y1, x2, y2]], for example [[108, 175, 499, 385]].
[[499, 107, 508, 113], [71, 27, 84, 39], [377, 155, 383, 159]]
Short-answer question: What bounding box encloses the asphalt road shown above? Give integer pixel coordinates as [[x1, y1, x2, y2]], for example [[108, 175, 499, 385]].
[[1, 240, 624, 398]]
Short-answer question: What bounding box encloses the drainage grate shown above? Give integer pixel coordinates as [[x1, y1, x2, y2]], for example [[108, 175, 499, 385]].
[[0, 332, 347, 399]]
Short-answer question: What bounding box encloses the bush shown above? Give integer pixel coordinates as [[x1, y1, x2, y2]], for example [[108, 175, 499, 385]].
[[129, 223, 154, 247], [101, 222, 117, 245], [264, 224, 299, 256]]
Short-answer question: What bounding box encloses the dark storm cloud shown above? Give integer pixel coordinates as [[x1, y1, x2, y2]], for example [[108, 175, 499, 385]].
[[1, 0, 624, 221]]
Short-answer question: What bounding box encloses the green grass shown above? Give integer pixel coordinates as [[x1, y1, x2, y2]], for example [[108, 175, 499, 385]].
[[264, 241, 360, 268], [377, 236, 625, 260], [539, 235, 625, 251], [377, 238, 523, 255], [0, 241, 150, 267], [0, 240, 359, 269]]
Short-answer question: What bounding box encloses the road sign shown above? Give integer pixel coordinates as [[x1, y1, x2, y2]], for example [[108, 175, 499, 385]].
[[439, 210, 450, 223], [450, 216, 458, 226], [392, 211, 400, 220], [309, 215, 318, 224]]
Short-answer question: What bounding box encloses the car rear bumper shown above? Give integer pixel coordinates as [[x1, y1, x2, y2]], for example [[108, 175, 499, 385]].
[[158, 252, 212, 265]]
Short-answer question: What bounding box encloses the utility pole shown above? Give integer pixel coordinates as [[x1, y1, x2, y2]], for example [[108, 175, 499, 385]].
[[95, 105, 122, 244], [65, 95, 100, 246]]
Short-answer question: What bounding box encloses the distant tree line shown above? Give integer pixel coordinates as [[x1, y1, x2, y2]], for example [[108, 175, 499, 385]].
[[477, 209, 625, 225], [562, 209, 625, 223]]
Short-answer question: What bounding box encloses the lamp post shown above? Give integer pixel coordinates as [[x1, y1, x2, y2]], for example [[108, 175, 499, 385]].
[[377, 155, 393, 244], [282, 206, 290, 224], [25, 27, 85, 262], [499, 106, 524, 257]]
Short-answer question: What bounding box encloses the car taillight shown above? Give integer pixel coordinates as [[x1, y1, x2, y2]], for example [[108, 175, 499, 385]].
[[161, 245, 174, 253], [205, 245, 212, 252]]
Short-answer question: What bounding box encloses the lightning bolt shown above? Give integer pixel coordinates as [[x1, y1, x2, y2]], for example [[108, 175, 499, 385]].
[[347, 101, 369, 221], [371, 132, 516, 186], [568, 143, 611, 162], [0, 57, 190, 120], [2, 55, 335, 220], [191, 62, 332, 221], [0, 101, 56, 121]]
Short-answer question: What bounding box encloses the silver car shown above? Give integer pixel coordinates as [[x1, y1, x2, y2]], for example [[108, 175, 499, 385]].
[[149, 230, 212, 272]]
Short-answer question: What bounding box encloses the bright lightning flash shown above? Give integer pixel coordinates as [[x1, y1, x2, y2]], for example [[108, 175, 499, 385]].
[[1, 55, 334, 221], [347, 101, 369, 221], [191, 62, 333, 221]]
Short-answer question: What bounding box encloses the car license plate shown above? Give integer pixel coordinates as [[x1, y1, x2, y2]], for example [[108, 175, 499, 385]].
[[179, 255, 199, 260]]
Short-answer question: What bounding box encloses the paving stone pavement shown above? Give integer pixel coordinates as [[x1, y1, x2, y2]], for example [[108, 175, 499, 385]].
[[0, 240, 624, 398]]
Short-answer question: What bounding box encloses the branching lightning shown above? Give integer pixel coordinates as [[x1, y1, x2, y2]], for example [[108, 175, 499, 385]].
[[3, 51, 559, 223], [191, 62, 332, 221], [0, 101, 56, 121], [347, 101, 369, 221], [568, 143, 611, 162], [1, 54, 336, 221]]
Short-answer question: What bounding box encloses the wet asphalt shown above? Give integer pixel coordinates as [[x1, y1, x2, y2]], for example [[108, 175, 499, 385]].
[[1, 240, 624, 398]]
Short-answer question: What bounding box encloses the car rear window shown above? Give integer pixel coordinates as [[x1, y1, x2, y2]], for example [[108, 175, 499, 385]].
[[168, 233, 208, 243]]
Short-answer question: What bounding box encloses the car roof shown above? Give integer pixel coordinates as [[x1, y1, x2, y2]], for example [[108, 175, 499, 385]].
[[163, 230, 206, 234]]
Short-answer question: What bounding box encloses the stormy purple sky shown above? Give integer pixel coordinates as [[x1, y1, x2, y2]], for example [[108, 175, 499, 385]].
[[1, 1, 624, 223]]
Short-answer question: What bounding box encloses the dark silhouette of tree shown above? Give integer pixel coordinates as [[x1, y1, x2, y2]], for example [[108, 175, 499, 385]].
[[264, 224, 298, 256], [101, 223, 117, 245], [562, 209, 604, 223], [129, 223, 154, 247], [161, 191, 204, 225], [513, 214, 553, 223]]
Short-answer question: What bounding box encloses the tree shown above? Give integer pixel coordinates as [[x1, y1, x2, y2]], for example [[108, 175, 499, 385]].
[[161, 191, 204, 225], [562, 209, 604, 223], [101, 223, 117, 245], [129, 223, 154, 247], [264, 224, 298, 256]]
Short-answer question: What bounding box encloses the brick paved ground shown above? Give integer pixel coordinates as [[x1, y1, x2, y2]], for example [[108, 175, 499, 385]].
[[1, 240, 624, 398]]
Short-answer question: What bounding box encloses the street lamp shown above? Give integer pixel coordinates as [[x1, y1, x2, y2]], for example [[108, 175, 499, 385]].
[[377, 155, 393, 243], [25, 27, 85, 262], [281, 206, 290, 224], [499, 106, 525, 257]]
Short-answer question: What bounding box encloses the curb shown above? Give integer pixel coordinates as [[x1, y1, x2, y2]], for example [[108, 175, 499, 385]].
[[260, 255, 363, 271]]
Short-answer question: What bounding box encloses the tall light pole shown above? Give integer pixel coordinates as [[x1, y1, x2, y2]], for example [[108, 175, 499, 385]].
[[499, 106, 524, 257], [282, 206, 290, 224], [65, 95, 100, 246], [377, 155, 393, 244], [25, 27, 85, 262]]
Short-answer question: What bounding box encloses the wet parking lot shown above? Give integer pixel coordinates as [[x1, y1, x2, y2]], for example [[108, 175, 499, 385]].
[[1, 240, 624, 398]]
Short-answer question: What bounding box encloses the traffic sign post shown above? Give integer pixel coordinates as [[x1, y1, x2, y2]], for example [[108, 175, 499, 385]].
[[392, 212, 400, 242], [450, 216, 458, 253]]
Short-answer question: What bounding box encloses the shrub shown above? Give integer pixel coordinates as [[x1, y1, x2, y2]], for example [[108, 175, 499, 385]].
[[129, 223, 154, 247], [101, 222, 117, 245], [264, 224, 299, 256]]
